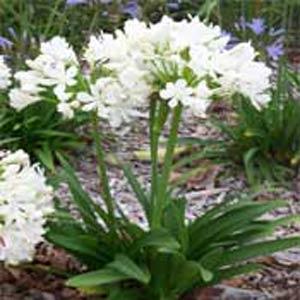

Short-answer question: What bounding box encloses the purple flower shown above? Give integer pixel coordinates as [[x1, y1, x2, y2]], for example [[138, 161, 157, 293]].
[[247, 18, 265, 35], [122, 0, 139, 18], [66, 0, 87, 5], [167, 0, 181, 11], [266, 41, 284, 60], [0, 36, 13, 49]]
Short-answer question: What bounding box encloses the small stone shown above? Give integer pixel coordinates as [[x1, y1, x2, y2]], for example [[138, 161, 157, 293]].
[[218, 285, 270, 300], [0, 283, 17, 296], [24, 289, 55, 300]]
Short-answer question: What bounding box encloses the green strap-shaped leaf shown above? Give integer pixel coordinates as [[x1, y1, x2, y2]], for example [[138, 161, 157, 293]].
[[130, 229, 180, 255], [57, 154, 109, 230], [35, 144, 55, 172], [232, 215, 300, 244], [163, 199, 189, 252], [107, 288, 140, 300], [46, 232, 111, 266], [219, 237, 300, 267], [109, 254, 150, 284], [34, 129, 78, 138], [269, 215, 300, 227], [189, 201, 285, 257], [189, 199, 252, 238], [243, 147, 260, 185], [67, 268, 129, 287], [121, 163, 150, 219], [198, 264, 213, 282], [217, 263, 262, 282]]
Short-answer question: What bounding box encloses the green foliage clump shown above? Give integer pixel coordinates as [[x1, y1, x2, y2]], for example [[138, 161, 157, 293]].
[[218, 94, 300, 184], [0, 100, 86, 172], [47, 100, 300, 300], [48, 156, 300, 299], [178, 67, 300, 185]]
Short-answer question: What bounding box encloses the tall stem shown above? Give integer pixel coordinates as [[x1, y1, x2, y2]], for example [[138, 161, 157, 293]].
[[151, 104, 182, 228], [149, 100, 169, 228], [91, 113, 116, 233], [150, 101, 169, 198], [150, 98, 159, 206]]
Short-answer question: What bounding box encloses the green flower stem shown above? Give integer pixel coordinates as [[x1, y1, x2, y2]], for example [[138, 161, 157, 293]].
[[150, 98, 159, 207], [150, 101, 168, 193], [150, 100, 170, 228], [91, 113, 116, 234], [151, 104, 182, 229]]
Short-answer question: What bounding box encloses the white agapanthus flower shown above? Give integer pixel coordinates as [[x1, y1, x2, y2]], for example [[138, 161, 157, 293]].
[[9, 17, 272, 126], [9, 88, 41, 111], [79, 16, 271, 125], [160, 79, 194, 108], [160, 79, 213, 116], [78, 77, 146, 127], [0, 56, 11, 89], [0, 150, 54, 265], [9, 36, 79, 118], [211, 43, 272, 109]]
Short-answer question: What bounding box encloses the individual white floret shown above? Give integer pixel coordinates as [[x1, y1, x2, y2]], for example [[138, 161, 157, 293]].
[[160, 79, 194, 108]]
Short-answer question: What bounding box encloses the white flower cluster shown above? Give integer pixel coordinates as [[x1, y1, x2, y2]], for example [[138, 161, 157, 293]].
[[211, 42, 272, 109], [0, 56, 11, 90], [79, 17, 271, 127], [7, 17, 272, 126], [79, 29, 152, 127], [0, 150, 54, 265], [9, 37, 79, 118]]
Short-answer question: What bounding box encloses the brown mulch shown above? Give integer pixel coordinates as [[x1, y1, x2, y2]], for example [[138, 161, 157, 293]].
[[0, 245, 94, 300]]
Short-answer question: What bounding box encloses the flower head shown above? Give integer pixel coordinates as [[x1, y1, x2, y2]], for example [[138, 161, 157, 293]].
[[266, 41, 284, 61], [122, 0, 140, 18], [167, 0, 181, 11], [0, 150, 53, 265], [12, 17, 271, 126], [0, 36, 13, 49], [160, 79, 193, 108], [9, 36, 79, 118], [247, 18, 265, 35], [80, 17, 271, 124], [66, 0, 87, 5]]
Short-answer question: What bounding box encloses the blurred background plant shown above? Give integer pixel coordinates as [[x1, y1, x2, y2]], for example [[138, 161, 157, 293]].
[[1, 1, 299, 67], [0, 0, 124, 68], [0, 99, 87, 172], [177, 63, 300, 186], [224, 16, 285, 64]]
